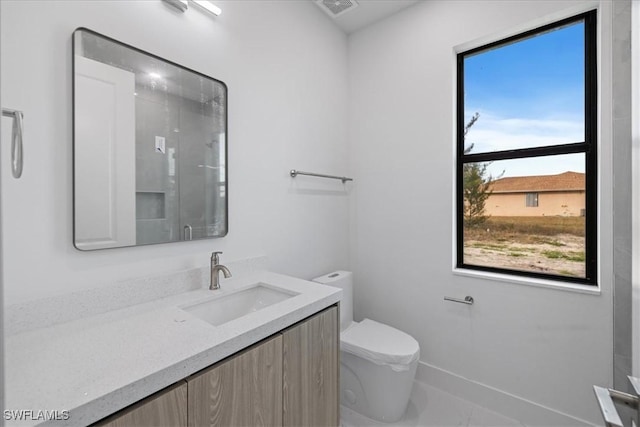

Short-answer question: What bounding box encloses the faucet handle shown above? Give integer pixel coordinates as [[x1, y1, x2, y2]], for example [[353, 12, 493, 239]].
[[211, 251, 223, 264]]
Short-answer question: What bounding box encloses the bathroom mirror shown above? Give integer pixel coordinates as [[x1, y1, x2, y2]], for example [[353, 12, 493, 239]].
[[73, 28, 227, 250]]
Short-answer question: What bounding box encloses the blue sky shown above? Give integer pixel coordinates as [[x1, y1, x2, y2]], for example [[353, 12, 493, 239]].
[[464, 20, 586, 178]]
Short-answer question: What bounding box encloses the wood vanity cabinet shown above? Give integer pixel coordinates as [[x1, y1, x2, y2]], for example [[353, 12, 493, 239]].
[[187, 334, 283, 426], [94, 381, 188, 427], [188, 305, 339, 427], [93, 305, 338, 427], [282, 306, 339, 426]]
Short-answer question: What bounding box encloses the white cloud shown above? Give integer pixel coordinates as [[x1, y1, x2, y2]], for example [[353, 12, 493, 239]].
[[466, 113, 584, 153], [484, 154, 584, 179], [465, 112, 585, 178]]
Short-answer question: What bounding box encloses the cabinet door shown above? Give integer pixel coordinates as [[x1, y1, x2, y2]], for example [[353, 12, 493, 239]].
[[282, 306, 339, 426], [95, 381, 187, 427], [187, 334, 283, 427]]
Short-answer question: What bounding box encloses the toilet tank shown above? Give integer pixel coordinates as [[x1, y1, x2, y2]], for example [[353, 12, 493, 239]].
[[312, 271, 353, 331]]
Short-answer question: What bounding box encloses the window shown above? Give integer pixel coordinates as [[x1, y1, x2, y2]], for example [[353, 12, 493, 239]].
[[456, 11, 597, 285], [525, 193, 538, 208]]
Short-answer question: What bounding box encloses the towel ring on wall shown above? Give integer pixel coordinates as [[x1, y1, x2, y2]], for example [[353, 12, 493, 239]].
[[2, 108, 24, 179]]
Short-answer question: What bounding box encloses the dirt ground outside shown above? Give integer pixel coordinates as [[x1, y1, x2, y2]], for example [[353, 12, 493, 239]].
[[463, 217, 586, 278]]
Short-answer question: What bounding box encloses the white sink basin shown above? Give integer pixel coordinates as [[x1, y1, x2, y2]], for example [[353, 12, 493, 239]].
[[182, 284, 298, 326]]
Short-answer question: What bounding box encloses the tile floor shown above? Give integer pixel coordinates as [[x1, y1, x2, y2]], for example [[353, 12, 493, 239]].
[[340, 380, 525, 427]]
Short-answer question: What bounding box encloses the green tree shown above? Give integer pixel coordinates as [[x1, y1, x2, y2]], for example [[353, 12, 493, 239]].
[[463, 113, 498, 227]]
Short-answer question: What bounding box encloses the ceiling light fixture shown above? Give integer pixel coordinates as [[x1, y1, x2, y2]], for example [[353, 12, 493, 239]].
[[162, 0, 221, 17], [162, 0, 188, 12], [191, 0, 222, 16]]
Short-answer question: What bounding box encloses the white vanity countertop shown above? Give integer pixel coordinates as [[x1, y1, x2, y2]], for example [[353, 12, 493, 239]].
[[4, 271, 341, 427]]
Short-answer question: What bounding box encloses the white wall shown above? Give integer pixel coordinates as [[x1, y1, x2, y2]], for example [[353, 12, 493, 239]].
[[348, 1, 613, 423], [611, 0, 634, 393], [0, 96, 5, 427], [634, 0, 640, 379], [0, 0, 350, 306]]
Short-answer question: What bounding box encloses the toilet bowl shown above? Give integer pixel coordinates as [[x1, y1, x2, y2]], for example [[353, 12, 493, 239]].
[[313, 271, 420, 423]]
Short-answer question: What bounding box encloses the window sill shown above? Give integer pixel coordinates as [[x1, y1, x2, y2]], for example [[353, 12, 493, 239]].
[[452, 268, 601, 295]]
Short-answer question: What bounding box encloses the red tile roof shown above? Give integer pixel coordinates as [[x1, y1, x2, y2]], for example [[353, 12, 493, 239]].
[[490, 171, 585, 193]]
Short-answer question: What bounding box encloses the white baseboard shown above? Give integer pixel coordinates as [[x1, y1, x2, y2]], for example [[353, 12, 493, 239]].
[[416, 361, 597, 427]]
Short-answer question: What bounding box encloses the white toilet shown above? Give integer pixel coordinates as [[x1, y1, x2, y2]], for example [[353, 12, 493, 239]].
[[313, 271, 420, 423]]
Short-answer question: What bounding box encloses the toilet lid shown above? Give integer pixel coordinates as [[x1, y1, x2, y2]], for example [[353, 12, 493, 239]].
[[341, 319, 420, 372]]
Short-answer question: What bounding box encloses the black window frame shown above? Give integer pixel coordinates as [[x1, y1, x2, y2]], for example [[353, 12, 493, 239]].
[[456, 10, 598, 286]]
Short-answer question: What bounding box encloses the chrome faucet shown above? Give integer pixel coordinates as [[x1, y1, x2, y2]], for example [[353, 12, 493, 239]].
[[210, 251, 231, 290]]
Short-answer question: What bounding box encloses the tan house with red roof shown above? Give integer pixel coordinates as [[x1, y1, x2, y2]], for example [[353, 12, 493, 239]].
[[485, 171, 585, 217]]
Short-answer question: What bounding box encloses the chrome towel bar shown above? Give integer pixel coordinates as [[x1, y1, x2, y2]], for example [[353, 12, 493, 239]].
[[444, 296, 474, 305], [2, 108, 24, 178], [290, 169, 353, 183]]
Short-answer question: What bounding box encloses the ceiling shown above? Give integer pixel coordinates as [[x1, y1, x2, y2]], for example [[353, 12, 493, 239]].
[[315, 0, 421, 34]]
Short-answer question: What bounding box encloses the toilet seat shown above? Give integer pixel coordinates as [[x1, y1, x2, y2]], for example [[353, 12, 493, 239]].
[[340, 318, 420, 372]]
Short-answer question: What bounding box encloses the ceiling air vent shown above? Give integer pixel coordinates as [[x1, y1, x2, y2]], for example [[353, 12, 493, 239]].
[[315, 0, 359, 18]]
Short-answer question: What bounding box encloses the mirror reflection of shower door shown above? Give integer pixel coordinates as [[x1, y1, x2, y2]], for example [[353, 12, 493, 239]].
[[134, 92, 180, 245], [135, 87, 226, 243], [177, 103, 225, 240]]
